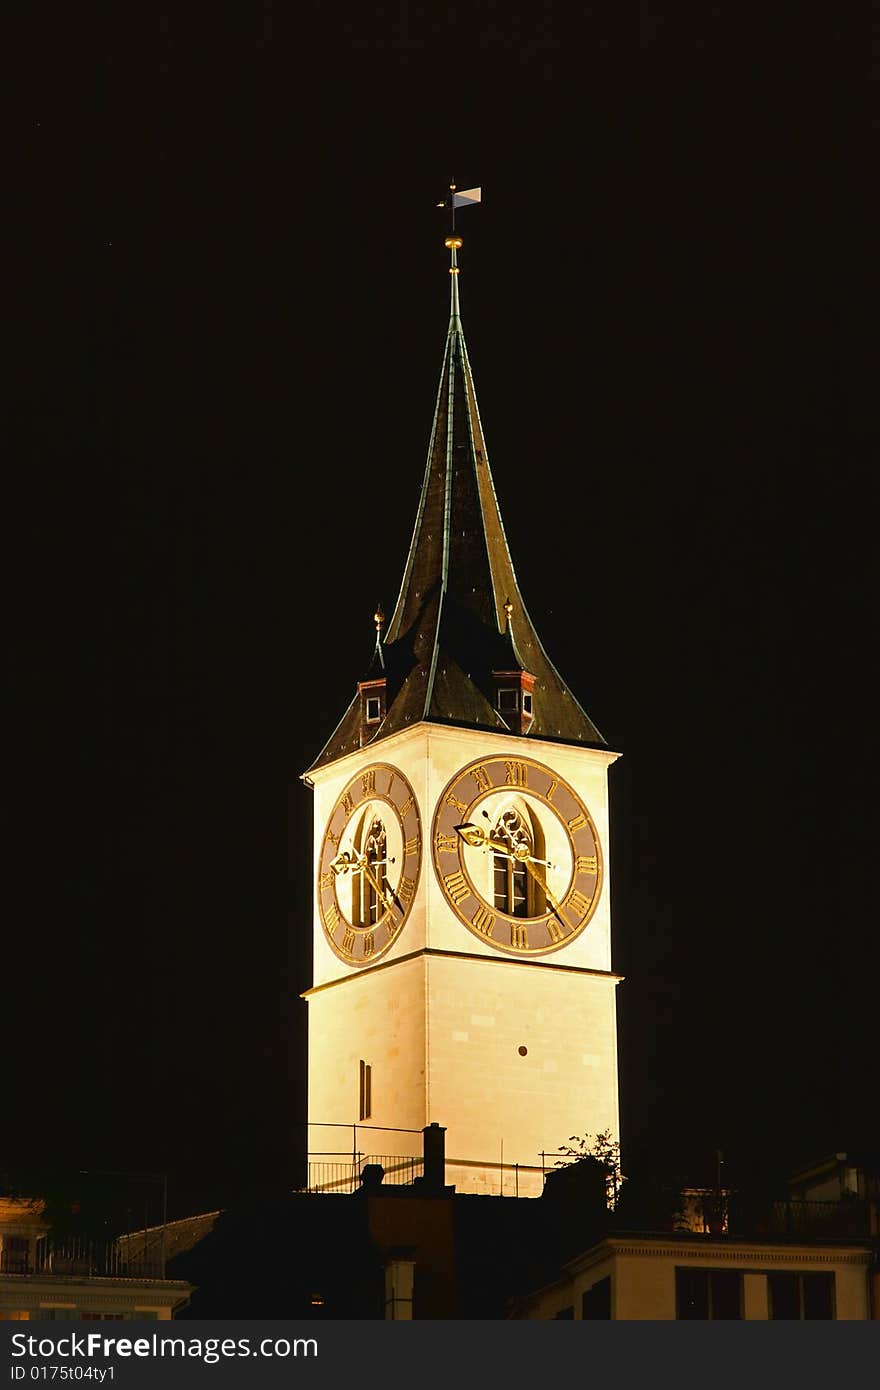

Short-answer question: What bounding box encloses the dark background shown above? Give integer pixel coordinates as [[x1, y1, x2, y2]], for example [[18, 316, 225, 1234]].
[[7, 2, 877, 1219]]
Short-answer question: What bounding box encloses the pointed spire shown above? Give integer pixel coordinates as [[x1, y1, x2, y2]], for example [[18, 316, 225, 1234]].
[[446, 235, 462, 323], [305, 192, 604, 773], [372, 604, 385, 672]]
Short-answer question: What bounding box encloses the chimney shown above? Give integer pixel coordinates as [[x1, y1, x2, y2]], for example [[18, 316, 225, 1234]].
[[422, 1124, 447, 1193]]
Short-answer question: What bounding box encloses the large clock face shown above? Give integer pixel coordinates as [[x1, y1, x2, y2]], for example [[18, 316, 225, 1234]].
[[432, 755, 602, 957], [318, 763, 422, 967]]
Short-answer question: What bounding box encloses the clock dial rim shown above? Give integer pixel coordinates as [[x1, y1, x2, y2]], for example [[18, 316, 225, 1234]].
[[431, 754, 602, 957], [318, 762, 422, 967]]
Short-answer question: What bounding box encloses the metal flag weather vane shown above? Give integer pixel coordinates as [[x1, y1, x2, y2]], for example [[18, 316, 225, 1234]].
[[436, 180, 482, 234]]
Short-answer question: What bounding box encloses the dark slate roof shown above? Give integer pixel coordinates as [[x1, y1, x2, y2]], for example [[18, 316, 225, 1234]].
[[306, 250, 605, 775]]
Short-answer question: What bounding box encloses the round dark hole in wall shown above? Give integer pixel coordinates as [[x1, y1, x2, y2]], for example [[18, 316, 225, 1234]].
[[518, 1045, 528, 1056]]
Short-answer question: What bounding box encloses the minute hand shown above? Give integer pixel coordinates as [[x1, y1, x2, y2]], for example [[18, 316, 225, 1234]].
[[521, 858, 568, 927], [355, 854, 397, 915]]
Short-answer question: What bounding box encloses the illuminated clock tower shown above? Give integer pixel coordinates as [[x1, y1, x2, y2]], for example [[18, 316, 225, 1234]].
[[301, 191, 622, 1196]]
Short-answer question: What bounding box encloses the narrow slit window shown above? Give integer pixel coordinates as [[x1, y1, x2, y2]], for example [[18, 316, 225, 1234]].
[[359, 1060, 372, 1120]]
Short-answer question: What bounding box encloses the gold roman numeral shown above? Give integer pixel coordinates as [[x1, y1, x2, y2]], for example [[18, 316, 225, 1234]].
[[397, 875, 415, 903], [340, 792, 355, 818], [471, 764, 492, 792], [505, 761, 528, 787], [386, 916, 399, 940], [443, 871, 469, 905], [471, 905, 495, 937], [362, 932, 375, 958], [546, 918, 568, 943], [404, 836, 420, 858], [510, 922, 528, 949], [341, 927, 355, 955], [546, 777, 559, 801], [446, 790, 469, 815], [565, 888, 592, 919], [576, 855, 598, 875], [399, 795, 415, 820], [319, 871, 334, 892], [435, 832, 458, 855], [568, 812, 587, 833], [324, 903, 339, 933], [386, 770, 395, 796], [326, 827, 341, 847], [361, 769, 376, 797]]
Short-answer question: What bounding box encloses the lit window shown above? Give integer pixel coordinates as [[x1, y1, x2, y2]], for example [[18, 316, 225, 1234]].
[[491, 808, 542, 916], [494, 853, 527, 916]]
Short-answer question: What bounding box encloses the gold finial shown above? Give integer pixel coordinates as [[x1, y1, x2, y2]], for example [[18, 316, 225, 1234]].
[[374, 605, 385, 633], [504, 598, 513, 627], [444, 235, 463, 250]]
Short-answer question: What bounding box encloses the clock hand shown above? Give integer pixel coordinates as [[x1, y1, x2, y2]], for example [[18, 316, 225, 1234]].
[[330, 849, 360, 876], [329, 848, 397, 913], [353, 852, 397, 915], [455, 823, 516, 856], [455, 823, 491, 849], [460, 826, 567, 924], [521, 857, 568, 927], [454, 824, 554, 867]]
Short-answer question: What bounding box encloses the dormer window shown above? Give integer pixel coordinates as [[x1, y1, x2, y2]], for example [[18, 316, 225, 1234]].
[[358, 677, 387, 747], [492, 669, 536, 735]]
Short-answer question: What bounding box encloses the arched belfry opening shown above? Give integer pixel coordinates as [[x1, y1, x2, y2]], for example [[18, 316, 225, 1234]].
[[347, 809, 389, 928], [490, 798, 546, 917]]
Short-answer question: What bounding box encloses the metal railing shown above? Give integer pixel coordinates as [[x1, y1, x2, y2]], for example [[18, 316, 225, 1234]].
[[0, 1238, 166, 1281], [765, 1199, 870, 1239], [300, 1153, 424, 1194]]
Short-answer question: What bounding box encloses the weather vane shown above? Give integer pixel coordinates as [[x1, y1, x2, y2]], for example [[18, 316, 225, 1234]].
[[436, 179, 482, 237]]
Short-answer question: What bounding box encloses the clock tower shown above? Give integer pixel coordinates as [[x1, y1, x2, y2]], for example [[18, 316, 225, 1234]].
[[301, 200, 622, 1196]]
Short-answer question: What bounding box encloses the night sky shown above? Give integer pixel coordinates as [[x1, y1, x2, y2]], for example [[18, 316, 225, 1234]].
[[8, 3, 877, 1218]]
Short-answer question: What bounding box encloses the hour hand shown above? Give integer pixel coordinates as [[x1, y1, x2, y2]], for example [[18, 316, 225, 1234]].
[[454, 823, 511, 854], [330, 849, 360, 876], [455, 824, 554, 868], [455, 822, 488, 849]]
